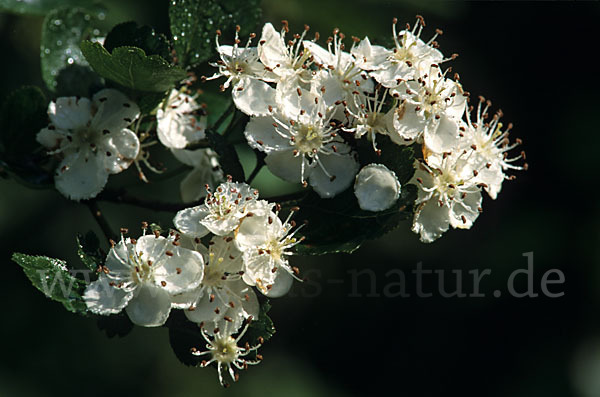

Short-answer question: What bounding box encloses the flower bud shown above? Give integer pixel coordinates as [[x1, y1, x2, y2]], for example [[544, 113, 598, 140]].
[[354, 164, 401, 212]]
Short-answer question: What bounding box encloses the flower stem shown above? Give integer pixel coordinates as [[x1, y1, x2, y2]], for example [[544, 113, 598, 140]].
[[85, 200, 117, 242]]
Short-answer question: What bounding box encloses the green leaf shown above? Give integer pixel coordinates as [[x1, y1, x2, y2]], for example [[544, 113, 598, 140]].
[[80, 41, 187, 93], [356, 137, 416, 185], [206, 128, 245, 182], [12, 253, 88, 314], [0, 0, 105, 16], [40, 7, 104, 92], [169, 0, 262, 68], [166, 310, 204, 367], [104, 21, 172, 62], [243, 300, 275, 345], [290, 184, 417, 256], [55, 64, 103, 98], [76, 231, 104, 272]]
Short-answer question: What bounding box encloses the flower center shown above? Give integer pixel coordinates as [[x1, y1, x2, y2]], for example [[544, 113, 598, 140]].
[[294, 123, 323, 155], [131, 254, 155, 284], [212, 336, 239, 363]]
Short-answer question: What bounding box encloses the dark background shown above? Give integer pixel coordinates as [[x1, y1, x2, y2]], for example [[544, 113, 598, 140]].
[[1, 1, 599, 396]]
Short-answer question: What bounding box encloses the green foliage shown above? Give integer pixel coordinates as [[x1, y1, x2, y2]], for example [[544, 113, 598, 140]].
[[40, 7, 104, 92], [104, 21, 172, 62], [288, 144, 417, 255], [168, 0, 262, 68], [243, 300, 275, 345], [80, 41, 186, 93], [12, 253, 88, 314], [167, 310, 205, 367], [0, 0, 104, 16], [76, 231, 104, 272]]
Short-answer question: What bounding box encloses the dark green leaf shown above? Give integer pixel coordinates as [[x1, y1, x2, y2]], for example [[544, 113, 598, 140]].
[[80, 41, 187, 92], [206, 128, 245, 182], [76, 231, 104, 272], [12, 253, 88, 314], [356, 136, 416, 185], [104, 21, 171, 61], [167, 310, 204, 367], [0, 0, 105, 16], [40, 7, 104, 92], [97, 313, 134, 338], [169, 0, 262, 68], [243, 300, 275, 345], [291, 184, 417, 256], [55, 64, 103, 98]]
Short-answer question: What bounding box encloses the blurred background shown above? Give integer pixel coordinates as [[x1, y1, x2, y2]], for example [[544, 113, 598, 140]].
[[1, 1, 599, 396]]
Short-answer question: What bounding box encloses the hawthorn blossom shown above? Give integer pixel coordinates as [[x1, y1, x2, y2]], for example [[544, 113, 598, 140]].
[[464, 97, 528, 199], [343, 87, 393, 152], [172, 148, 224, 203], [206, 26, 276, 116], [36, 89, 140, 200], [235, 206, 303, 297], [191, 319, 262, 387], [83, 231, 204, 326], [354, 164, 401, 212], [174, 235, 259, 334], [156, 89, 207, 149], [410, 152, 483, 243], [244, 88, 359, 198], [173, 180, 262, 238]]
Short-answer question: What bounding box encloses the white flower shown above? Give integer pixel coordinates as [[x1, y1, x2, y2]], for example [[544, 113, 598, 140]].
[[244, 88, 359, 198], [83, 231, 204, 327], [36, 89, 140, 200], [235, 207, 303, 297], [343, 87, 393, 152], [303, 30, 373, 114], [156, 89, 207, 149], [464, 97, 528, 199], [173, 235, 259, 334], [367, 17, 444, 88], [354, 164, 401, 212], [258, 22, 313, 86], [410, 151, 483, 243], [389, 68, 466, 151], [350, 36, 390, 71], [191, 319, 263, 387], [172, 148, 224, 203], [206, 27, 276, 116], [173, 180, 262, 238]]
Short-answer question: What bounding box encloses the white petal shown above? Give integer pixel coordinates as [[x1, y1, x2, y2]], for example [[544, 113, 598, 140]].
[[154, 246, 205, 294], [184, 289, 222, 324], [259, 23, 288, 69], [244, 116, 289, 154], [173, 205, 210, 238], [351, 37, 390, 70], [309, 150, 359, 198], [264, 150, 306, 184], [388, 101, 426, 144], [303, 41, 335, 66], [37, 127, 67, 149], [412, 200, 450, 243], [125, 283, 172, 327], [449, 191, 482, 229], [354, 164, 401, 212], [135, 235, 169, 264], [84, 276, 133, 315], [48, 97, 92, 130], [235, 212, 273, 249], [263, 269, 293, 298], [105, 240, 133, 273], [54, 150, 108, 200], [101, 128, 140, 174], [424, 115, 461, 154], [232, 77, 276, 116], [91, 89, 140, 133], [371, 62, 414, 88]]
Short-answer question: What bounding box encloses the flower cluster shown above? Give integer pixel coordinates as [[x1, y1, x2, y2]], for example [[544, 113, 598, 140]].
[[210, 17, 526, 241], [84, 180, 302, 385]]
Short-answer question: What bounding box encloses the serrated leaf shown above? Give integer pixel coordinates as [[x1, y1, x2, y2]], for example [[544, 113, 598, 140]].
[[243, 300, 275, 345], [12, 253, 87, 314], [40, 7, 104, 92], [291, 184, 418, 255], [0, 0, 105, 16], [104, 21, 172, 61], [169, 0, 262, 68], [76, 231, 104, 271], [80, 41, 187, 92]]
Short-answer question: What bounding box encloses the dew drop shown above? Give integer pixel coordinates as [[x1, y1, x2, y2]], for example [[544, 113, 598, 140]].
[[56, 40, 63, 46], [67, 57, 74, 64]]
